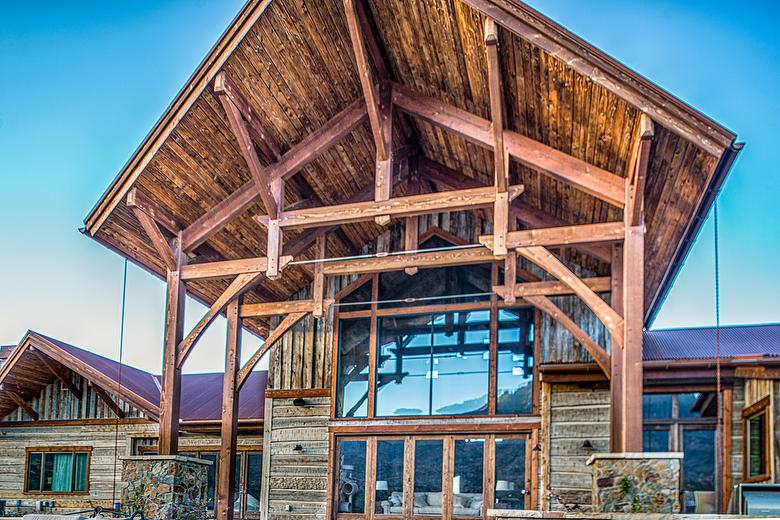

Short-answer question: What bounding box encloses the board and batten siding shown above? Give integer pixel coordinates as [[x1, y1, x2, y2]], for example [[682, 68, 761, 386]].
[[262, 396, 330, 520], [2, 370, 144, 422]]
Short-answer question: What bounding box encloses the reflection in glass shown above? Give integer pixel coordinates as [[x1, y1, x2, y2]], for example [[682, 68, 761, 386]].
[[376, 312, 489, 417], [453, 439, 484, 517], [643, 394, 673, 419], [234, 452, 243, 512], [338, 440, 366, 513], [496, 308, 534, 414], [246, 452, 263, 512], [414, 440, 443, 515], [336, 318, 371, 417], [26, 452, 42, 492], [642, 429, 670, 452], [200, 453, 217, 510], [495, 438, 526, 510], [747, 411, 767, 478], [375, 440, 404, 514]]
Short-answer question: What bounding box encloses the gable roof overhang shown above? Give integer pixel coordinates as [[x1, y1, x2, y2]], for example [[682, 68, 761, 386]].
[[83, 0, 740, 331]]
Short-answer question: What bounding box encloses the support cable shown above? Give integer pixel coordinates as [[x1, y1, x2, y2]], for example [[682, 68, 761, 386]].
[[111, 258, 129, 507], [714, 201, 724, 512]]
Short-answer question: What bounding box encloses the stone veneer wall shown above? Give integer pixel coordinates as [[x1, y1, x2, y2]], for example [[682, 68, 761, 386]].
[[121, 455, 210, 520], [261, 396, 330, 520], [544, 383, 610, 512], [587, 453, 682, 513]]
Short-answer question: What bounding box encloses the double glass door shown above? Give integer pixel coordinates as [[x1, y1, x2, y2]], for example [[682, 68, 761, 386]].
[[335, 434, 533, 519]]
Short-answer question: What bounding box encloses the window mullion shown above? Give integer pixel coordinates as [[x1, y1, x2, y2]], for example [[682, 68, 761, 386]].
[[484, 436, 495, 517], [442, 436, 454, 520], [488, 264, 498, 416], [403, 437, 415, 519], [367, 275, 379, 418]]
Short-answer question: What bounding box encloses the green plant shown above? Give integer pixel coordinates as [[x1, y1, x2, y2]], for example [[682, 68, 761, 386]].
[[619, 477, 631, 495]]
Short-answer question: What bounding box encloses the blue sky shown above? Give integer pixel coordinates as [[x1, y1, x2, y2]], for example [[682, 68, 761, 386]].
[[0, 1, 778, 374]]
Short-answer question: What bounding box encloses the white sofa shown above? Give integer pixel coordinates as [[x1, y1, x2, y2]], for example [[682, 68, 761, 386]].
[[379, 491, 483, 516]]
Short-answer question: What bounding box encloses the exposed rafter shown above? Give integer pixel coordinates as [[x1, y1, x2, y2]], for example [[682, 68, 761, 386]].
[[181, 98, 368, 252], [91, 383, 126, 418], [32, 350, 81, 396], [393, 83, 626, 207], [3, 387, 39, 420], [525, 295, 611, 378]]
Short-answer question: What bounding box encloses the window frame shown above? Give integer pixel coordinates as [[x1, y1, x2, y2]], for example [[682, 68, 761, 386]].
[[24, 446, 92, 495], [742, 396, 771, 483], [332, 433, 535, 520], [331, 268, 539, 422]]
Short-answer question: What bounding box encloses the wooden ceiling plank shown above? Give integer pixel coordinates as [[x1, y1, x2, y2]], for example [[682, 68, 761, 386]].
[[459, 0, 731, 156], [31, 350, 81, 396], [517, 245, 624, 346], [177, 271, 265, 367], [525, 294, 611, 378], [213, 71, 282, 162], [130, 205, 177, 272], [237, 312, 308, 390], [392, 82, 626, 207], [181, 98, 368, 252], [257, 184, 523, 230], [629, 114, 654, 227], [126, 188, 181, 234]]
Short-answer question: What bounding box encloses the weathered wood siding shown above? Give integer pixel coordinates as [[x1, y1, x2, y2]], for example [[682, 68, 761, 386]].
[[731, 382, 745, 486], [543, 383, 610, 512], [2, 370, 143, 422], [0, 421, 262, 514], [262, 396, 329, 520]]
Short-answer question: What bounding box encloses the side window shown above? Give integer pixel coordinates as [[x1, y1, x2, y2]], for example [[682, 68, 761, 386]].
[[26, 449, 90, 494], [743, 396, 771, 482]]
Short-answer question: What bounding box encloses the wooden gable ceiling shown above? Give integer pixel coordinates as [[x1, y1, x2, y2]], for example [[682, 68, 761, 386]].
[[84, 0, 737, 334]]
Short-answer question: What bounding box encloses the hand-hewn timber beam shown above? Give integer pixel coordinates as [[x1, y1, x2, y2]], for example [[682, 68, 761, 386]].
[[216, 297, 241, 520], [257, 184, 523, 230], [322, 247, 497, 276], [344, 0, 389, 161], [511, 202, 612, 263], [266, 178, 285, 278], [91, 383, 126, 418], [313, 235, 327, 317], [458, 0, 730, 157], [32, 350, 81, 396], [181, 257, 290, 281], [177, 272, 264, 368], [130, 206, 177, 272], [3, 388, 39, 420], [485, 18, 510, 256], [525, 295, 611, 378], [181, 98, 368, 252], [237, 312, 307, 390], [517, 246, 624, 346], [214, 72, 282, 162], [629, 114, 654, 227], [239, 299, 318, 318], [392, 82, 626, 207], [126, 188, 180, 234], [217, 87, 279, 220], [493, 276, 611, 300], [480, 222, 624, 251]]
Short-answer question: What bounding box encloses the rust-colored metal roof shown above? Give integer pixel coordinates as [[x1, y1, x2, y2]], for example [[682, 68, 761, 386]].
[[3, 332, 266, 422], [643, 323, 780, 361]]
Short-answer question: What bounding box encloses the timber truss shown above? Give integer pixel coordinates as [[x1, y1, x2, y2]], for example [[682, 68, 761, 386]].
[[125, 4, 655, 520]]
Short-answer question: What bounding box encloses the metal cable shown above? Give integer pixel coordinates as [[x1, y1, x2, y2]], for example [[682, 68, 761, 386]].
[[111, 259, 128, 507], [334, 292, 494, 308], [288, 243, 484, 266], [714, 201, 723, 511]]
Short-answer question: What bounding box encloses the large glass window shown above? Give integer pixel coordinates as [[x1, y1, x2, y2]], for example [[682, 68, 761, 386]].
[[25, 449, 89, 493], [375, 440, 404, 515], [453, 439, 484, 517], [336, 318, 371, 418], [376, 311, 490, 417], [496, 309, 534, 414], [743, 397, 770, 481], [642, 392, 716, 513], [337, 440, 367, 514], [414, 440, 443, 516], [494, 438, 526, 510]]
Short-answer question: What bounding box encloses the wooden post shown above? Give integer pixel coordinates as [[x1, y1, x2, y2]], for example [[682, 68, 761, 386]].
[[216, 297, 242, 520], [266, 179, 284, 279], [609, 243, 624, 452], [158, 234, 186, 455]]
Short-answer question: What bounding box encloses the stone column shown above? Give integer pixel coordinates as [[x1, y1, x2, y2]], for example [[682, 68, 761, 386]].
[[121, 455, 211, 520], [586, 452, 683, 513]]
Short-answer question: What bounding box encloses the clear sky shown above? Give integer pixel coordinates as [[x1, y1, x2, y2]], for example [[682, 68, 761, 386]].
[[1, 1, 778, 374]]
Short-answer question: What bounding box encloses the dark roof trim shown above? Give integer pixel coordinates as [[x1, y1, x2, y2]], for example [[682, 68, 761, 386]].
[[646, 141, 744, 327]]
